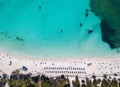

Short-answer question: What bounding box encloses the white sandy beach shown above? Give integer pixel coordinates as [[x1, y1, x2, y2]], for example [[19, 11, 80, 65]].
[[0, 51, 120, 87], [0, 51, 120, 78]]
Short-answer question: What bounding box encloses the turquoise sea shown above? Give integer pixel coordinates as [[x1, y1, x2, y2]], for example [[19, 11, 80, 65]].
[[0, 0, 119, 58]]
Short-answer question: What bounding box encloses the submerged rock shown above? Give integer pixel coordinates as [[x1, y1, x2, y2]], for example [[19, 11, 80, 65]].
[[100, 20, 118, 48], [88, 30, 93, 35], [90, 0, 120, 49], [16, 36, 24, 41]]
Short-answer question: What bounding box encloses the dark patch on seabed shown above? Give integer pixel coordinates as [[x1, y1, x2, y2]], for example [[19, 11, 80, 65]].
[[100, 20, 116, 49]]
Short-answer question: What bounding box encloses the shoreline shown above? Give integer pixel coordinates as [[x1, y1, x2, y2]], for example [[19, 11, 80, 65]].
[[0, 50, 120, 61]]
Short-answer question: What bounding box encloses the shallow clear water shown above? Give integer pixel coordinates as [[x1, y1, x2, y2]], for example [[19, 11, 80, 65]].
[[0, 0, 119, 58]]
